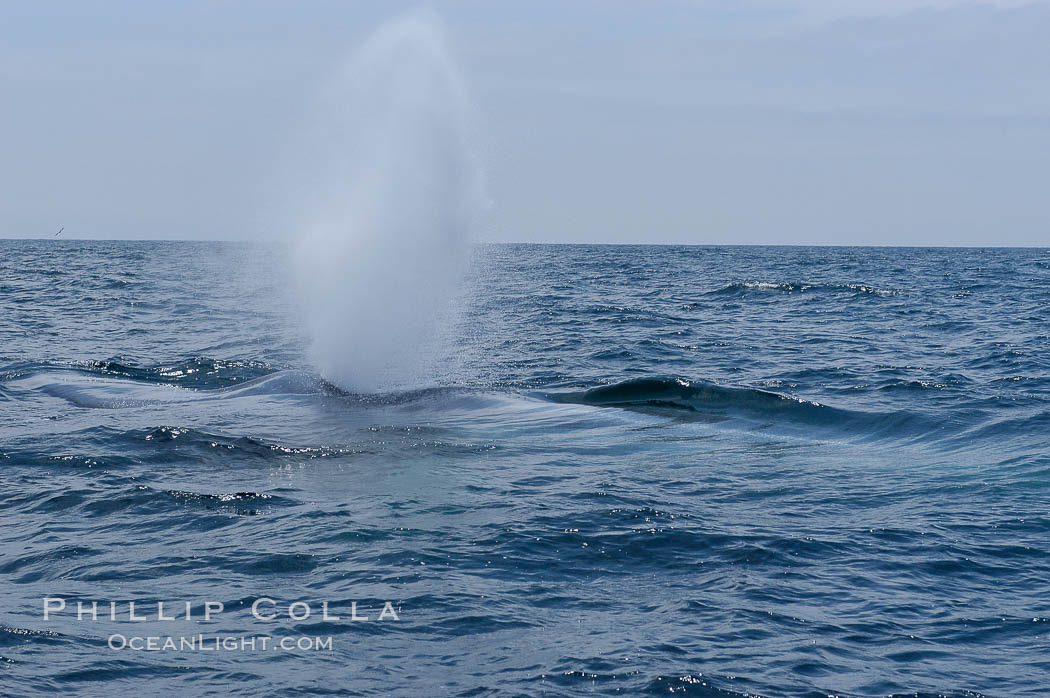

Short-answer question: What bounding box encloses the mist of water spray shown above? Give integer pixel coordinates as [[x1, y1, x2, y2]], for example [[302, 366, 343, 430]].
[[289, 12, 485, 392]]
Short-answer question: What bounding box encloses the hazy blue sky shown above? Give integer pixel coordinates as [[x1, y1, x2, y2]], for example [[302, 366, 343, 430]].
[[1, 1, 1047, 244]]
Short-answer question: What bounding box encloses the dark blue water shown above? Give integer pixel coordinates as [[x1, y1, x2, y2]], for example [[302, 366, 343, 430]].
[[2, 240, 1050, 697]]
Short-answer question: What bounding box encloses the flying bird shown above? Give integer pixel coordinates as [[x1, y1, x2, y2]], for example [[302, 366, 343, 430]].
[[54, 227, 64, 237]]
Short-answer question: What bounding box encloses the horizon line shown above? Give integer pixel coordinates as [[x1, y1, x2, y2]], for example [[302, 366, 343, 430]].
[[3, 237, 1048, 250]]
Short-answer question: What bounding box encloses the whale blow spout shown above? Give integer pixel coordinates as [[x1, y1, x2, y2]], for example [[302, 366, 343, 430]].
[[290, 11, 485, 392]]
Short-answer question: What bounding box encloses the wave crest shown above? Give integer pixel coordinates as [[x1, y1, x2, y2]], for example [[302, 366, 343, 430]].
[[547, 376, 825, 413], [546, 376, 949, 445], [708, 281, 901, 297]]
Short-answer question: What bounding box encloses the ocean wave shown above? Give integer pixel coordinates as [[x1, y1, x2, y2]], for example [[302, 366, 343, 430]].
[[2, 367, 320, 409], [548, 376, 825, 413], [71, 356, 277, 388], [0, 356, 1036, 454], [707, 281, 901, 297], [139, 425, 353, 455], [0, 357, 276, 388], [545, 376, 951, 445]]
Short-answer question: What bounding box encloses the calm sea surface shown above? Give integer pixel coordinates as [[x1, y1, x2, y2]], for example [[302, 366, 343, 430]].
[[2, 241, 1050, 696]]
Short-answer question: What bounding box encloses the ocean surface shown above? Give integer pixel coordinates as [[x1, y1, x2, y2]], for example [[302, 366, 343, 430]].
[[2, 240, 1049, 697]]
